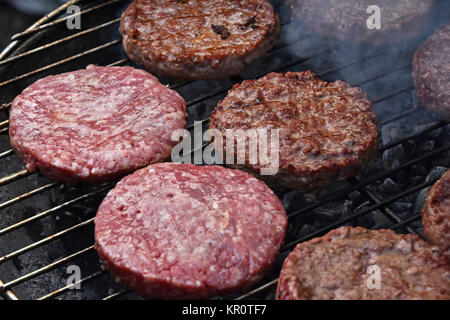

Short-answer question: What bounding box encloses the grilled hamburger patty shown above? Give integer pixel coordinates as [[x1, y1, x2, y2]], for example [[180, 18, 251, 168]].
[[9, 65, 186, 185], [209, 70, 379, 190], [119, 0, 280, 80], [287, 0, 435, 44], [413, 23, 450, 120], [94, 163, 287, 299], [276, 226, 450, 300], [422, 170, 450, 252]]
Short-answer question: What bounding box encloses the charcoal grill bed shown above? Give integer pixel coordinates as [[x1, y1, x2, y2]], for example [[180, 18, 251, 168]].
[[0, 0, 449, 300]]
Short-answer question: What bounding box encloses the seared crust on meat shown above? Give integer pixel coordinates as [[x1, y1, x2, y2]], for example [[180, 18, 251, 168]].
[[287, 0, 435, 44], [413, 24, 450, 120], [209, 70, 379, 190], [276, 226, 450, 300], [422, 170, 450, 252], [120, 0, 280, 80]]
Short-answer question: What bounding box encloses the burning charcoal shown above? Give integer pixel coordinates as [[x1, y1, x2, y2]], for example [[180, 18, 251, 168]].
[[411, 175, 423, 186], [295, 223, 316, 238], [410, 90, 420, 108], [377, 178, 402, 198], [403, 140, 416, 159], [425, 166, 448, 183], [390, 201, 412, 214], [413, 187, 430, 214], [313, 202, 344, 222], [382, 145, 405, 171], [340, 201, 356, 227], [418, 140, 435, 155]]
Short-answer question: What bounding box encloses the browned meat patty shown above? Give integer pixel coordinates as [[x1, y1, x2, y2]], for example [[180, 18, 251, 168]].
[[287, 0, 435, 44], [119, 0, 280, 80], [95, 163, 287, 299], [422, 170, 450, 252], [276, 226, 450, 300], [9, 65, 186, 185], [413, 23, 450, 121], [209, 70, 379, 190]]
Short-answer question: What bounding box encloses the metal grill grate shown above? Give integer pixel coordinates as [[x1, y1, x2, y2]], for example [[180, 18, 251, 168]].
[[0, 0, 449, 300]]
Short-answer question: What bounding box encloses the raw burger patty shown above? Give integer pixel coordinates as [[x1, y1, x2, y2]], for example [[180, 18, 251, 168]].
[[413, 23, 450, 120], [209, 70, 379, 190], [422, 170, 450, 252], [276, 226, 450, 300], [287, 0, 435, 44], [94, 163, 287, 299], [119, 0, 280, 80], [9, 65, 186, 185]]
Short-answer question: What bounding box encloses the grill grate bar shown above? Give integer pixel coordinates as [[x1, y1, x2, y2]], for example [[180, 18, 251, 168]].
[[0, 182, 60, 211], [0, 185, 111, 236], [352, 62, 412, 87], [0, 149, 14, 159], [38, 269, 108, 300], [102, 288, 130, 300], [0, 18, 121, 67], [0, 245, 95, 291], [11, 0, 125, 41], [379, 106, 421, 126], [390, 213, 422, 230], [372, 86, 414, 104], [0, 218, 94, 264], [106, 58, 129, 67], [236, 279, 278, 300], [0, 102, 12, 112], [0, 169, 30, 187], [0, 39, 121, 88]]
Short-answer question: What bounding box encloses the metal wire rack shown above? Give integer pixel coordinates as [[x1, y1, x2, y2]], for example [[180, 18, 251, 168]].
[[0, 0, 449, 300]]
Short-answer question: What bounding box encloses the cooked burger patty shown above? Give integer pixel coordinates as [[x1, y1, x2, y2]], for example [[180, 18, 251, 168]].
[[276, 226, 450, 300], [413, 23, 450, 121], [9, 65, 186, 185], [94, 163, 287, 299], [287, 0, 435, 44], [209, 70, 379, 190], [422, 170, 450, 252], [119, 0, 280, 80]]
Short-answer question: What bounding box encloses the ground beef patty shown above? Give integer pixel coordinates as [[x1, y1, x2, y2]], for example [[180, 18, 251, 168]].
[[413, 24, 450, 121], [287, 0, 435, 44], [119, 0, 280, 80], [94, 163, 287, 299], [9, 65, 186, 185], [209, 70, 379, 190], [422, 170, 450, 252], [276, 226, 450, 300]]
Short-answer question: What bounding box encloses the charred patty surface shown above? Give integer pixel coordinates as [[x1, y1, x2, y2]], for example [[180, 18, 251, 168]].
[[413, 24, 450, 120], [120, 0, 280, 80], [422, 170, 450, 252], [209, 70, 379, 190], [9, 65, 186, 185], [276, 226, 450, 300], [287, 0, 435, 44], [94, 163, 287, 299]]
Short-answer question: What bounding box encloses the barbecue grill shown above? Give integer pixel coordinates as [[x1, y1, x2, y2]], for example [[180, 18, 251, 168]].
[[0, 0, 449, 300]]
